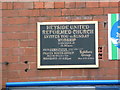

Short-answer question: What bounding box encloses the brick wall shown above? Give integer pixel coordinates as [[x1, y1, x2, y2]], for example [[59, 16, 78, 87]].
[[2, 2, 120, 88]]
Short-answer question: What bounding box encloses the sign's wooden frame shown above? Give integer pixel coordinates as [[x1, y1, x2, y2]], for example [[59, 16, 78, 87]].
[[37, 21, 98, 69]]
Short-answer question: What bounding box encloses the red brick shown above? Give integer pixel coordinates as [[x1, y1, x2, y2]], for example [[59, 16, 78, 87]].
[[102, 53, 108, 60], [109, 2, 119, 7], [2, 40, 19, 48], [104, 28, 108, 35], [62, 8, 103, 16], [103, 38, 108, 46], [7, 63, 28, 70], [100, 2, 109, 7], [105, 68, 118, 76], [19, 70, 38, 78], [83, 69, 99, 77], [98, 30, 106, 39], [71, 16, 93, 21], [2, 3, 7, 9], [69, 77, 88, 81], [98, 22, 107, 30], [52, 77, 80, 81], [49, 17, 71, 22], [13, 2, 33, 9], [85, 8, 103, 15], [28, 78, 52, 82], [18, 10, 40, 17], [65, 2, 76, 8], [34, 2, 44, 9], [115, 60, 119, 67], [8, 78, 29, 82], [96, 76, 119, 80], [93, 15, 107, 22], [104, 8, 119, 14], [0, 13, 1, 20], [28, 32, 37, 39], [2, 48, 9, 56], [97, 69, 106, 77], [61, 69, 83, 77], [2, 71, 7, 79], [26, 24, 37, 32], [28, 17, 39, 24], [2, 10, 19, 17], [18, 24, 37, 32], [28, 17, 50, 24], [55, 2, 64, 8], [2, 25, 20, 32], [38, 70, 60, 77], [44, 2, 54, 8], [2, 56, 18, 63], [5, 48, 24, 56], [18, 25, 30, 32], [3, 17, 29, 25], [29, 40, 37, 47], [29, 62, 37, 69], [2, 2, 13, 9], [102, 46, 108, 54], [24, 48, 36, 56], [0, 3, 1, 10], [98, 38, 106, 46], [3, 33, 28, 40], [20, 41, 29, 47], [40, 9, 61, 16], [0, 8, 1, 17], [7, 71, 19, 78], [100, 61, 116, 68], [11, 48, 25, 56], [11, 78, 52, 82], [2, 64, 8, 71], [62, 9, 76, 16], [5, 2, 13, 7], [28, 17, 38, 24], [20, 40, 36, 47], [2, 24, 37, 33], [86, 2, 99, 7], [20, 56, 37, 62], [76, 2, 86, 8]]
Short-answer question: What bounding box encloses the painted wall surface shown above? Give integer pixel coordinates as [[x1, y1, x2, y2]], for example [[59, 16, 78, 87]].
[[2, 1, 120, 89]]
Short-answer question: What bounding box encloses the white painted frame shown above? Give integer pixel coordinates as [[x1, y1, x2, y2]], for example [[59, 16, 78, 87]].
[[37, 21, 98, 69]]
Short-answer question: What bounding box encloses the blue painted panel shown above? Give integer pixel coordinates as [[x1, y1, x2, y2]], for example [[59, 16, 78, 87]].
[[6, 80, 120, 87]]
